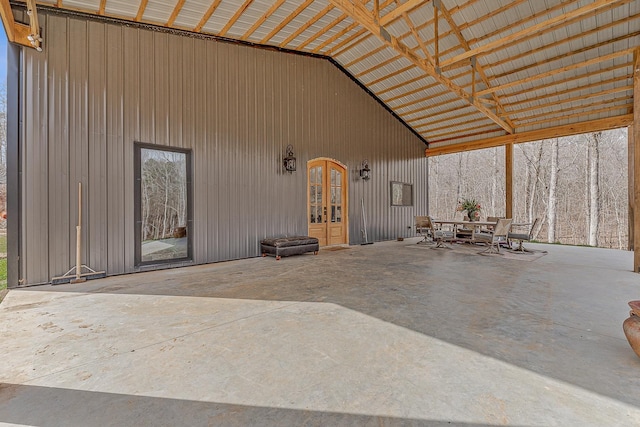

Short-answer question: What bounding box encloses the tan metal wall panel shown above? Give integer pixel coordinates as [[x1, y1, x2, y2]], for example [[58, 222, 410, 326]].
[[87, 20, 108, 273], [106, 23, 125, 274], [154, 32, 170, 148], [121, 26, 139, 272], [21, 47, 50, 284], [168, 35, 183, 149], [67, 18, 89, 281], [19, 12, 428, 284], [138, 28, 155, 145], [47, 13, 70, 279]]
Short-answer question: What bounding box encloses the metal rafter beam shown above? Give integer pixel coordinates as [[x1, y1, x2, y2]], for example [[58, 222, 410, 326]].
[[328, 0, 513, 133]]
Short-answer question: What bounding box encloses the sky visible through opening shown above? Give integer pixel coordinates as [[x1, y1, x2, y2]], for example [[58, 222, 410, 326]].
[[0, 31, 6, 87]]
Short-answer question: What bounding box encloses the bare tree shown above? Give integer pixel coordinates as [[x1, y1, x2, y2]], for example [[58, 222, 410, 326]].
[[547, 138, 558, 242], [588, 132, 600, 246], [428, 129, 627, 249]]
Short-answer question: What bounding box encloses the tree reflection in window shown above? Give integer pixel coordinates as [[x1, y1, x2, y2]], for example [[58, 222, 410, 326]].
[[138, 147, 190, 263]]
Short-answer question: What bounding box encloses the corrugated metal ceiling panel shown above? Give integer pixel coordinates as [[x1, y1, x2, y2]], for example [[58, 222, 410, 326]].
[[287, 7, 344, 50], [141, 0, 175, 25], [266, 1, 330, 46], [247, 1, 303, 42], [62, 0, 101, 13], [104, 0, 140, 18], [220, 1, 275, 39], [172, 0, 212, 30], [201, 0, 244, 34]]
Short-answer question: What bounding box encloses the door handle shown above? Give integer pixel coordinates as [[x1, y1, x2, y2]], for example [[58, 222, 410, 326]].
[[324, 206, 327, 223]]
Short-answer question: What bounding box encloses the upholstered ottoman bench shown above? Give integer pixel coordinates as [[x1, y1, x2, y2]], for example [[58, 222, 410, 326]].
[[260, 236, 319, 260]]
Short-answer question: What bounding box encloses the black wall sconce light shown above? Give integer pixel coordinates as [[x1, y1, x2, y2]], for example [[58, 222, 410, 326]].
[[283, 144, 296, 173], [359, 159, 371, 180]]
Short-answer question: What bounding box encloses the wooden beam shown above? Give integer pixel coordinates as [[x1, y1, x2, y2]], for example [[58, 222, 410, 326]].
[[328, 0, 395, 56], [408, 100, 473, 125], [633, 49, 640, 271], [312, 21, 359, 53], [241, 0, 286, 40], [477, 48, 635, 97], [135, 0, 148, 22], [0, 0, 33, 48], [279, 4, 332, 48], [0, 0, 16, 42], [503, 63, 630, 101], [23, 0, 41, 51], [296, 13, 347, 50], [433, 0, 438, 67], [400, 91, 460, 116], [166, 0, 186, 27], [629, 124, 635, 251], [427, 124, 500, 142], [379, 0, 426, 26], [506, 143, 513, 219], [383, 67, 472, 104], [418, 113, 487, 133], [374, 0, 379, 23], [395, 0, 433, 62], [366, 64, 415, 87], [328, 0, 513, 133], [336, 0, 518, 69], [504, 78, 631, 109], [436, 0, 514, 128], [511, 95, 632, 124], [515, 105, 632, 128], [425, 115, 633, 157], [441, 0, 581, 72], [98, 0, 107, 15], [328, 28, 368, 56], [260, 0, 313, 44], [355, 54, 401, 78], [377, 74, 428, 97], [218, 0, 255, 37], [490, 25, 640, 81], [194, 0, 224, 32], [440, 0, 625, 68]]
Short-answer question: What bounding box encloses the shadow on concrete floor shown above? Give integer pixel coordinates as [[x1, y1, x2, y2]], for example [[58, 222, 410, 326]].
[[5, 240, 640, 422]]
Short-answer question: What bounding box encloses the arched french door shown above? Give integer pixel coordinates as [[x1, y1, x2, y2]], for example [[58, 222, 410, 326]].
[[308, 159, 348, 246]]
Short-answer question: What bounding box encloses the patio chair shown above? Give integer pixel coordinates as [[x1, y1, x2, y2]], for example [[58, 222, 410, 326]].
[[474, 218, 512, 254], [454, 211, 473, 240], [484, 216, 503, 230], [508, 218, 540, 252], [427, 215, 455, 248], [415, 216, 433, 244]]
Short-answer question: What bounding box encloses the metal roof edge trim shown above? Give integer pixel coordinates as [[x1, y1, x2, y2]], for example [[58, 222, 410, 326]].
[[11, 1, 428, 147]]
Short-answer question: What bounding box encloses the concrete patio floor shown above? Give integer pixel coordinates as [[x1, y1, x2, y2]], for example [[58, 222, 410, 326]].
[[1, 239, 639, 426]]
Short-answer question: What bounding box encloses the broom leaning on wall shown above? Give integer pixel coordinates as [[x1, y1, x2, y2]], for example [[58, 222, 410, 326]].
[[51, 182, 106, 285]]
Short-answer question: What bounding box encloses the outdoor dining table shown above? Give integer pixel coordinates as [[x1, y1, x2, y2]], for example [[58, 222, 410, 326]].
[[432, 219, 499, 243], [433, 219, 531, 245]]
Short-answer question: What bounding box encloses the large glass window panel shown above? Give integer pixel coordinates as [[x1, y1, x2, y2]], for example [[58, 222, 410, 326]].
[[135, 144, 192, 265]]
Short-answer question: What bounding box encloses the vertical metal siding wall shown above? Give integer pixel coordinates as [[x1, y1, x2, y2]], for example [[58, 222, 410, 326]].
[[19, 12, 428, 285]]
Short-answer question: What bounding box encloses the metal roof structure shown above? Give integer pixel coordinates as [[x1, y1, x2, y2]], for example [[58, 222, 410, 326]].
[[2, 0, 639, 155]]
